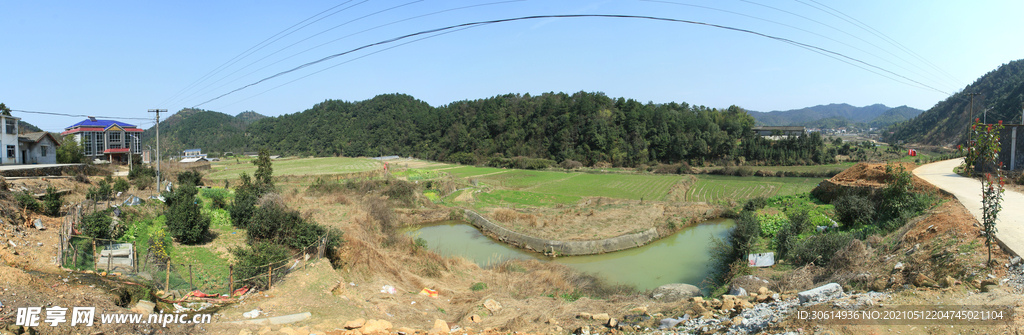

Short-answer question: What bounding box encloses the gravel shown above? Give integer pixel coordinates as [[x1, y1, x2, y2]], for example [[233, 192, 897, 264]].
[[1003, 258, 1024, 293]]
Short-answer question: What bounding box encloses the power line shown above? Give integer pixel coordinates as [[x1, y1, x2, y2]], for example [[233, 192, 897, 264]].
[[159, 0, 366, 108], [175, 0, 425, 108], [641, 0, 952, 93], [182, 0, 524, 107], [193, 14, 952, 108], [805, 0, 963, 87], [12, 109, 153, 120], [793, 0, 961, 90]]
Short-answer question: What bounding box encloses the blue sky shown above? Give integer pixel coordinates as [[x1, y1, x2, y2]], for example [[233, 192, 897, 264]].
[[2, 0, 1022, 132]]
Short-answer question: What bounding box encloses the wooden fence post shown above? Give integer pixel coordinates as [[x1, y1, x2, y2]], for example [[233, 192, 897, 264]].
[[268, 264, 273, 289], [229, 265, 234, 297], [165, 259, 171, 291], [92, 239, 97, 269], [189, 264, 194, 291], [106, 242, 113, 272]]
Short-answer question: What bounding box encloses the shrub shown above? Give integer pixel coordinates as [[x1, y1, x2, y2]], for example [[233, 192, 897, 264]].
[[744, 197, 767, 211], [470, 282, 488, 291], [786, 231, 855, 266], [177, 170, 204, 187], [737, 167, 755, 177], [16, 190, 40, 212], [448, 152, 476, 165], [559, 159, 583, 169], [383, 180, 416, 204], [758, 214, 788, 238], [132, 175, 153, 190], [307, 176, 343, 195], [231, 242, 291, 289], [165, 183, 211, 244], [728, 210, 760, 260], [87, 180, 113, 202], [230, 173, 260, 228], [75, 174, 91, 184], [206, 190, 228, 209], [832, 194, 876, 226], [113, 178, 130, 193], [43, 186, 63, 216], [81, 210, 114, 240]]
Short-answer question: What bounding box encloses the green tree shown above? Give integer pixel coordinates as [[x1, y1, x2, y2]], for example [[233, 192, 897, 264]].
[[0, 103, 10, 116], [43, 186, 63, 216], [165, 183, 211, 244], [229, 173, 259, 228], [253, 148, 273, 192], [57, 134, 85, 164]]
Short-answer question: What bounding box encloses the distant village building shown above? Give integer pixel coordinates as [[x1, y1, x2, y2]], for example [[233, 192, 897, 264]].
[[752, 126, 805, 138], [0, 114, 23, 165], [180, 148, 208, 163], [62, 117, 143, 163], [18, 132, 61, 164]]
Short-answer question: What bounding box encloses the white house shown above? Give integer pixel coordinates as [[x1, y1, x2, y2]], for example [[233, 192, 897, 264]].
[[0, 114, 21, 165], [18, 132, 61, 164]]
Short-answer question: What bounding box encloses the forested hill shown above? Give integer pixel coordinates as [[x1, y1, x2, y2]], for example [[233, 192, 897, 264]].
[[888, 59, 1024, 145], [749, 103, 922, 127], [246, 92, 835, 167], [139, 109, 265, 156]]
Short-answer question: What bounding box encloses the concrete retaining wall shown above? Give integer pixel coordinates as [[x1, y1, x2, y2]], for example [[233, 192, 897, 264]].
[[463, 210, 659, 256], [0, 164, 106, 178]]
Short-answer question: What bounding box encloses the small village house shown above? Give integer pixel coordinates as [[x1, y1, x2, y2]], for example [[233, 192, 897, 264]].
[[61, 117, 143, 163], [179, 148, 208, 163], [0, 114, 62, 165]]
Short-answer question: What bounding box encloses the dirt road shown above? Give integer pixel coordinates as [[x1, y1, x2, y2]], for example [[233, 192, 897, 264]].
[[914, 158, 1024, 258]]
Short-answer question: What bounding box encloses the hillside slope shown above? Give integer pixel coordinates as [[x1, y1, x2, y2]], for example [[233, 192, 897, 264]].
[[889, 59, 1024, 145], [139, 108, 265, 156], [749, 103, 902, 126]]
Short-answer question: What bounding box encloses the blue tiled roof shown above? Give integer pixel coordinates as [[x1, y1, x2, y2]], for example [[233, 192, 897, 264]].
[[184, 148, 202, 152], [66, 119, 137, 130]]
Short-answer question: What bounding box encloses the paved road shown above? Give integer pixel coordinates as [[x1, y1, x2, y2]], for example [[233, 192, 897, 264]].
[[914, 158, 1024, 257]]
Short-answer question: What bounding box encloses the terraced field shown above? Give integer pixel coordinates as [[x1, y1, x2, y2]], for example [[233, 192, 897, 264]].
[[684, 175, 824, 202], [208, 157, 381, 180], [529, 173, 683, 201]]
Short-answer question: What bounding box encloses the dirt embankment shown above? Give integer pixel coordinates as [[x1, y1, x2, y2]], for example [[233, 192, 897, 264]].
[[812, 162, 946, 202]]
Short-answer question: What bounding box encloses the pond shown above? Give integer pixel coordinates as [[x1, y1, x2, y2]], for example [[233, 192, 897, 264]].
[[404, 218, 734, 292]]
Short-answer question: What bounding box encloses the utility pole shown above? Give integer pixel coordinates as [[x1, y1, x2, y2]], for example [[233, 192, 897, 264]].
[[966, 93, 981, 143], [148, 109, 166, 192]]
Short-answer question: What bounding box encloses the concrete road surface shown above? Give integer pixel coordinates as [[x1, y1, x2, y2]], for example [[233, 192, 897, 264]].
[[914, 158, 1024, 258]]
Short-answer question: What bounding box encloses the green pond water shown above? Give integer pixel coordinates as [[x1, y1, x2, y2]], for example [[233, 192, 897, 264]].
[[404, 218, 735, 291]]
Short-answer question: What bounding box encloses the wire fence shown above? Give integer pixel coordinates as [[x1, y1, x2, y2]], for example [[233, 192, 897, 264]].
[[57, 201, 331, 299]]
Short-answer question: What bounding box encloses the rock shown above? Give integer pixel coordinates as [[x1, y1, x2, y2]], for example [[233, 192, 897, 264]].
[[659, 317, 686, 329], [239, 330, 252, 335], [913, 274, 938, 288], [258, 326, 272, 335], [573, 325, 590, 335], [971, 279, 982, 287], [554, 326, 563, 333], [592, 313, 610, 321], [798, 283, 843, 304], [397, 327, 418, 335], [981, 279, 998, 286], [691, 303, 707, 314], [691, 297, 704, 305], [607, 318, 618, 328], [630, 306, 648, 314], [870, 279, 887, 292], [756, 294, 768, 303], [483, 299, 502, 313], [361, 319, 392, 334], [1011, 257, 1022, 266], [709, 299, 722, 309], [721, 299, 735, 311], [894, 262, 904, 270], [981, 284, 1000, 293], [577, 312, 592, 319], [852, 273, 873, 283], [729, 275, 773, 296], [943, 276, 958, 288], [345, 319, 366, 329], [546, 318, 558, 325], [131, 300, 155, 315], [738, 300, 753, 310], [470, 315, 482, 323], [728, 286, 747, 296], [651, 283, 701, 301], [279, 327, 300, 335], [757, 286, 769, 296], [731, 316, 745, 326], [428, 319, 450, 334]]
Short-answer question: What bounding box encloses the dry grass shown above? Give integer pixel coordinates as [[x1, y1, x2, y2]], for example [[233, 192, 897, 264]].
[[492, 208, 539, 228]]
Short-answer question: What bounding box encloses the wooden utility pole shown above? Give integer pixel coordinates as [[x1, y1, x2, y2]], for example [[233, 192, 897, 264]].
[[967, 93, 981, 143], [148, 109, 166, 192]]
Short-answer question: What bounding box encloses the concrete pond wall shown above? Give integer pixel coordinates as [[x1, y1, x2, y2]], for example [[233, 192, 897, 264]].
[[463, 210, 659, 256]]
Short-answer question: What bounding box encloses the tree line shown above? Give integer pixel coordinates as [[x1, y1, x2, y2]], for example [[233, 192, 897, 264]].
[[247, 91, 834, 167]]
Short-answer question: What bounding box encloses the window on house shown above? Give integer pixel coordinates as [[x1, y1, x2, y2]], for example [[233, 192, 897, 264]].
[[109, 143, 121, 149], [83, 133, 93, 156], [7, 145, 14, 158], [108, 131, 121, 143], [5, 119, 14, 134], [41, 145, 48, 157]]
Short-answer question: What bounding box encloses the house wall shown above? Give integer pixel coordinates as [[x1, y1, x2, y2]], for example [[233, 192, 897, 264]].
[[998, 125, 1024, 171], [0, 116, 20, 165], [25, 136, 57, 164]]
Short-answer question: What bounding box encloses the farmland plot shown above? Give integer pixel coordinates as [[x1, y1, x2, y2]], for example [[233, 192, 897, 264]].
[[684, 175, 824, 202], [208, 157, 381, 180]]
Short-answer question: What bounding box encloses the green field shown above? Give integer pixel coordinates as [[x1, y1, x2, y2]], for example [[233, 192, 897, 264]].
[[208, 157, 381, 180], [684, 175, 824, 202], [528, 173, 683, 201]]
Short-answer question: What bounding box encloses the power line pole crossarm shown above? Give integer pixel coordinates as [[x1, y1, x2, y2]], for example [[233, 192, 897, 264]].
[[148, 109, 166, 193]]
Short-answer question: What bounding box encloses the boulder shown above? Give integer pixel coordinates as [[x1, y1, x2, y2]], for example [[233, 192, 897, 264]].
[[483, 299, 502, 314], [651, 283, 701, 302], [607, 318, 618, 328], [721, 299, 735, 311], [592, 313, 610, 321], [397, 327, 419, 335], [131, 300, 155, 315], [361, 319, 392, 334], [577, 312, 592, 319], [731, 316, 745, 326], [757, 286, 769, 296], [913, 273, 938, 288], [345, 319, 366, 329], [469, 315, 482, 323], [428, 319, 450, 334], [798, 283, 843, 304], [690, 297, 704, 305], [728, 286, 747, 297]]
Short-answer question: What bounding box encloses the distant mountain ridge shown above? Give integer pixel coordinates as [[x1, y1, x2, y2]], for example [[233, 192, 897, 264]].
[[749, 103, 923, 128]]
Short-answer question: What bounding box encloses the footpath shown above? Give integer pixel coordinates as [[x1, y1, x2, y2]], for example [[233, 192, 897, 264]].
[[914, 158, 1024, 257]]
